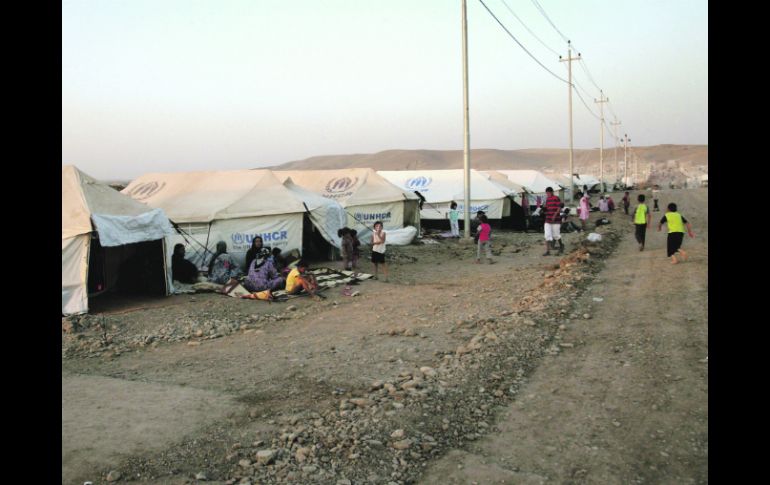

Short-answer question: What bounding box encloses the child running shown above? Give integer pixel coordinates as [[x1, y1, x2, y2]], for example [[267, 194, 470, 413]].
[[657, 202, 695, 264], [634, 194, 651, 251]]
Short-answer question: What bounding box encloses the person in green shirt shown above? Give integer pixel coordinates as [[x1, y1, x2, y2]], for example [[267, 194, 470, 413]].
[[448, 201, 460, 238], [634, 194, 651, 251]]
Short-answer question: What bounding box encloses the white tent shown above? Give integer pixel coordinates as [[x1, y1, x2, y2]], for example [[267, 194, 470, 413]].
[[487, 170, 565, 207], [569, 173, 602, 192], [274, 168, 420, 241], [122, 170, 346, 270], [62, 165, 175, 316], [378, 169, 512, 220]]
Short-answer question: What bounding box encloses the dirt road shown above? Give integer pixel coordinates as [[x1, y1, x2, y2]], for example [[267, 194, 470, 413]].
[[420, 188, 708, 484], [62, 188, 707, 485]]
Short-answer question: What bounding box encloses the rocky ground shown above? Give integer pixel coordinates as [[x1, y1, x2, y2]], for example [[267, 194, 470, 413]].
[[62, 188, 707, 485]]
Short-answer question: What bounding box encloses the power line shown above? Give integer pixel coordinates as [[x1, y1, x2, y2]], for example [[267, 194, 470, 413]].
[[477, 0, 570, 85], [499, 0, 560, 56], [572, 84, 601, 120], [530, 0, 569, 43]]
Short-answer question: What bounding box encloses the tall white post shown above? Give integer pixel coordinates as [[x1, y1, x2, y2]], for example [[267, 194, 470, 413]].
[[595, 91, 608, 193], [560, 42, 581, 201], [462, 0, 471, 238]]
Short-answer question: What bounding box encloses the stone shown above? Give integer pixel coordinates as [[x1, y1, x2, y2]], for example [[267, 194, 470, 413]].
[[583, 313, 591, 320], [287, 305, 297, 311], [239, 459, 252, 468], [302, 465, 318, 474], [349, 398, 374, 407], [256, 449, 276, 465], [106, 470, 122, 482], [419, 366, 437, 378], [295, 447, 311, 462], [392, 439, 412, 450], [390, 429, 405, 439], [195, 472, 208, 480]]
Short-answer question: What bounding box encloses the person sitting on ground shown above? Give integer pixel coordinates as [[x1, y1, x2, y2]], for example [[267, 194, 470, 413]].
[[598, 195, 609, 212], [172, 243, 199, 283], [284, 259, 322, 299], [207, 241, 243, 284], [244, 236, 270, 273], [244, 247, 285, 292], [271, 247, 286, 274]]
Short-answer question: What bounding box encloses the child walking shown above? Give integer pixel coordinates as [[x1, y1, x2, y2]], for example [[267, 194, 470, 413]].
[[475, 214, 494, 264], [657, 202, 695, 264], [371, 221, 388, 281], [634, 194, 651, 251]]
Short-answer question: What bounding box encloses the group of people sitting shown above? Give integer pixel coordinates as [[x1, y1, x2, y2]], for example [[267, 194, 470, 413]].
[[171, 236, 321, 299]]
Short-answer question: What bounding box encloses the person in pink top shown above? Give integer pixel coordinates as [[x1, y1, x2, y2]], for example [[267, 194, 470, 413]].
[[475, 214, 494, 264], [578, 192, 590, 231]]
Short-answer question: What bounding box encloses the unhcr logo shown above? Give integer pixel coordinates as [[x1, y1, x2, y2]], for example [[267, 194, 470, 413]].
[[405, 176, 432, 190], [325, 177, 358, 193], [127, 181, 166, 201]]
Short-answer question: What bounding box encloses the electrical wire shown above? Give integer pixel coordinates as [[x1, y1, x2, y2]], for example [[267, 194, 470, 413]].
[[498, 0, 560, 56], [477, 0, 570, 85], [530, 0, 570, 43]]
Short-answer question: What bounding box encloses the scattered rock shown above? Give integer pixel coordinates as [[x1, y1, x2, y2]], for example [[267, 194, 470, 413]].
[[390, 429, 405, 439], [106, 470, 121, 482], [392, 439, 412, 450], [256, 449, 276, 465]]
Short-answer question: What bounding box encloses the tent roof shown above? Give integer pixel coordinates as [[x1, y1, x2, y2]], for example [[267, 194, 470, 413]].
[[122, 170, 310, 223], [62, 165, 167, 241], [378, 169, 509, 202], [563, 173, 601, 188], [273, 168, 418, 207], [480, 171, 529, 194], [493, 170, 564, 194]]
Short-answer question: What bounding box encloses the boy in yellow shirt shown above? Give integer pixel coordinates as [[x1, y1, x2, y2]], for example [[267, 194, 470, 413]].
[[657, 202, 695, 264], [285, 260, 322, 299]]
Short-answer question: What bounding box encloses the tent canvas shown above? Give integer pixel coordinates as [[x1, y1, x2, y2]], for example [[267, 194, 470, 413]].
[[378, 169, 512, 220], [62, 165, 174, 315], [122, 170, 346, 270], [492, 170, 565, 204], [274, 168, 420, 242]]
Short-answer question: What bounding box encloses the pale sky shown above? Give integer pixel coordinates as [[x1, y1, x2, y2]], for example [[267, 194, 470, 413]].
[[62, 0, 708, 180]]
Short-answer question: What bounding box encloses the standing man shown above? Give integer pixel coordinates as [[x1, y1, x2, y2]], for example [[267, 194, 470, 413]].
[[542, 187, 564, 256], [622, 191, 631, 215]]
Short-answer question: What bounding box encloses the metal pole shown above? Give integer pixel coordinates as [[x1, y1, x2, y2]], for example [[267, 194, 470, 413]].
[[560, 43, 580, 201], [462, 0, 471, 238], [595, 91, 608, 193]]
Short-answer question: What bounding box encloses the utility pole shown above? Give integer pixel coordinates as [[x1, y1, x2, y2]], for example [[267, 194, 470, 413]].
[[461, 0, 471, 239], [560, 42, 581, 201], [611, 118, 621, 189], [622, 134, 630, 187], [595, 91, 608, 193]]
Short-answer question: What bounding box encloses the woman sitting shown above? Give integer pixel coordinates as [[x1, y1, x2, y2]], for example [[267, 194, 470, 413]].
[[207, 241, 243, 284], [244, 248, 285, 292], [172, 243, 199, 283]]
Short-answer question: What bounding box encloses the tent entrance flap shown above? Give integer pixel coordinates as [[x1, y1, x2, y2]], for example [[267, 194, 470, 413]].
[[88, 236, 167, 298]]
